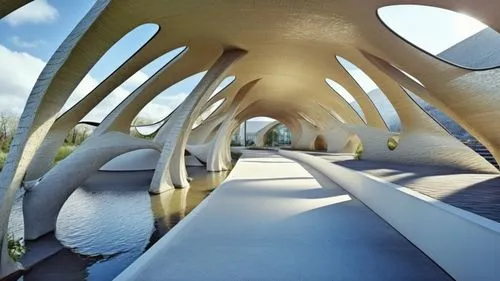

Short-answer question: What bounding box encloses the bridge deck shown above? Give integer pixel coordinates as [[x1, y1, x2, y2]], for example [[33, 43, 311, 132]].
[[116, 150, 451, 281]]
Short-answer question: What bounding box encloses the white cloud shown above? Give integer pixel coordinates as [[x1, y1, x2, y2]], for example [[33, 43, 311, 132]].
[[81, 71, 152, 122], [0, 44, 45, 116], [4, 0, 59, 26], [60, 74, 99, 113], [0, 43, 188, 126], [122, 71, 149, 90], [0, 44, 128, 124], [136, 92, 188, 123], [250, 117, 275, 122], [10, 36, 46, 48]]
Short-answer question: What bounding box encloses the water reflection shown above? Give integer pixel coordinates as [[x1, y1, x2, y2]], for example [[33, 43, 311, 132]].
[[9, 166, 229, 281], [150, 167, 229, 238]]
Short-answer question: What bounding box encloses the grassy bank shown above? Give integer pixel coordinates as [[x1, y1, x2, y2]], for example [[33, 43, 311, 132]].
[[55, 145, 75, 163], [0, 145, 75, 172], [0, 150, 6, 170]]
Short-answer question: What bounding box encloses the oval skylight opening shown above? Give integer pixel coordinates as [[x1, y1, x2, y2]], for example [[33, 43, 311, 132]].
[[60, 23, 160, 114], [133, 121, 164, 136], [337, 56, 401, 132], [192, 99, 225, 129], [325, 78, 366, 122], [378, 5, 500, 70], [82, 46, 186, 122], [316, 102, 345, 123], [208, 76, 236, 101], [392, 66, 424, 87], [135, 71, 206, 124]]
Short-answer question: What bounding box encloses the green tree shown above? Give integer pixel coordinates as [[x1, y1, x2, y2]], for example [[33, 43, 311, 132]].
[[265, 129, 279, 146]]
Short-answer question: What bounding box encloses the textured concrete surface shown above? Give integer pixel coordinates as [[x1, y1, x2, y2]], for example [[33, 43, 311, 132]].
[[3, 0, 500, 278], [316, 153, 500, 223], [23, 132, 160, 240], [116, 151, 451, 281]]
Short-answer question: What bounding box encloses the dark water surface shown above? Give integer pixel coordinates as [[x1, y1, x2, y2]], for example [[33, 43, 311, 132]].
[[8, 167, 229, 281]]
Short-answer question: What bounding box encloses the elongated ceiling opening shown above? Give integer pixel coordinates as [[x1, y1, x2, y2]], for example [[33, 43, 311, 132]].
[[83, 46, 186, 123], [298, 112, 318, 128], [208, 76, 236, 101], [337, 56, 401, 132], [378, 5, 500, 70], [60, 23, 160, 115], [192, 99, 225, 129], [134, 71, 207, 124], [325, 78, 365, 123]]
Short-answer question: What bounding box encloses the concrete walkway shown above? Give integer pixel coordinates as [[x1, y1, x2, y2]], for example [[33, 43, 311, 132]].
[[116, 150, 451, 281]]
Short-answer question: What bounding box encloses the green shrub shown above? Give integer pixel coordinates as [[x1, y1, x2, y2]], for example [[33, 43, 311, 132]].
[[387, 136, 399, 151], [231, 151, 242, 160], [0, 151, 6, 170], [8, 234, 26, 262], [354, 143, 363, 160], [55, 145, 75, 163]]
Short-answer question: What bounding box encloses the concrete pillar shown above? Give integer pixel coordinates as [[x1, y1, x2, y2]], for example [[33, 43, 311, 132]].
[[25, 36, 170, 181], [149, 49, 247, 193], [0, 0, 31, 18], [0, 1, 111, 277]]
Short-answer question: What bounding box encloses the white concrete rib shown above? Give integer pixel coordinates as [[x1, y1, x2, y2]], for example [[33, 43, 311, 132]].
[[115, 150, 451, 281]]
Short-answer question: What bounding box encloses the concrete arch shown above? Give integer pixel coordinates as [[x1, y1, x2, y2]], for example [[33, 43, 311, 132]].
[[357, 51, 498, 173], [0, 1, 112, 276], [314, 135, 328, 151], [95, 45, 218, 137], [149, 49, 247, 193], [0, 0, 32, 19], [202, 80, 265, 172], [23, 132, 160, 240], [3, 1, 500, 277], [342, 133, 363, 154], [25, 25, 176, 181]]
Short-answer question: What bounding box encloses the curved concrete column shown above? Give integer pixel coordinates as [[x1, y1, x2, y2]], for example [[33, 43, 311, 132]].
[[25, 35, 172, 180], [292, 120, 321, 150], [23, 132, 160, 240], [342, 133, 362, 154], [186, 141, 214, 164], [324, 126, 351, 153], [188, 114, 226, 145], [205, 81, 269, 171], [0, 0, 31, 18], [149, 49, 246, 193], [348, 52, 498, 172], [0, 1, 111, 277], [92, 46, 217, 136], [206, 119, 240, 172], [345, 125, 497, 173]]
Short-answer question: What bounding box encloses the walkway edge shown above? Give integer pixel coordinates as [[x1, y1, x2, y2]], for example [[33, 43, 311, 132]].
[[279, 149, 500, 281], [113, 153, 245, 281]]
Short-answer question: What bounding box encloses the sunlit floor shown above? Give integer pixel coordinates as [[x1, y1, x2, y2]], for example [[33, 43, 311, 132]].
[[116, 150, 451, 281], [311, 153, 500, 223]]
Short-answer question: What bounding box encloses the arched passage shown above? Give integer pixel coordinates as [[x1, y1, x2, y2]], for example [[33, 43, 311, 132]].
[[314, 135, 328, 151]]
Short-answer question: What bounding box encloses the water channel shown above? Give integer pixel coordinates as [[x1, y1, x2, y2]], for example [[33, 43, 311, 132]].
[[8, 166, 230, 280]]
